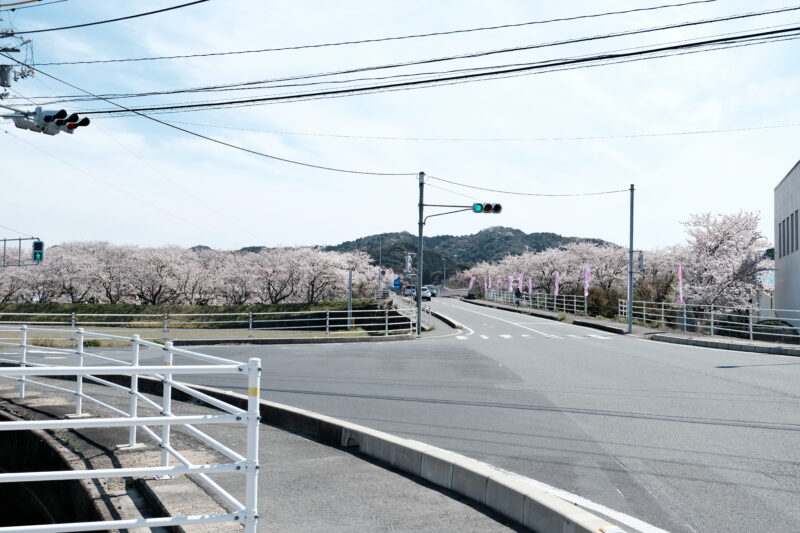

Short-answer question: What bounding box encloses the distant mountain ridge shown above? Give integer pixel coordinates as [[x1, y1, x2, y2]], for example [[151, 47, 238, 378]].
[[223, 227, 612, 284]]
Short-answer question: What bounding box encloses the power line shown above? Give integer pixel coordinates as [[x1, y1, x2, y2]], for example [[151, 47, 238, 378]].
[[0, 0, 41, 7], [0, 222, 35, 237], [156, 119, 800, 143], [30, 3, 796, 104], [427, 175, 629, 198], [1, 55, 417, 176], [0, 0, 67, 11], [6, 0, 209, 35], [57, 24, 800, 116], [36, 0, 719, 66]]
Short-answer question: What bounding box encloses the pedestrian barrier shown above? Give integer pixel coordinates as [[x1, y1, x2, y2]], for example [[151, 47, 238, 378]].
[[619, 299, 800, 343], [0, 307, 415, 343], [487, 289, 586, 315], [0, 325, 261, 532]]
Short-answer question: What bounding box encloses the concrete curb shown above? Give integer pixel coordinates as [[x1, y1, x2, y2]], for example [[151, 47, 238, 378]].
[[651, 333, 800, 356], [184, 381, 621, 533], [173, 333, 414, 347], [460, 298, 627, 335], [430, 310, 463, 330]]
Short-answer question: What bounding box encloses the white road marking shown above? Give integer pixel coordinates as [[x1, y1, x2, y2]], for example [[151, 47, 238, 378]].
[[28, 349, 68, 355], [568, 335, 582, 338], [449, 306, 556, 337], [480, 335, 489, 340], [44, 356, 68, 360], [499, 334, 512, 339], [545, 334, 563, 339], [587, 334, 612, 340], [521, 334, 530, 338], [456, 336, 469, 340]]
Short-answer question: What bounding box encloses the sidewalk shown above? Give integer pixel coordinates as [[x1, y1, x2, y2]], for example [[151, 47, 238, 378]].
[[0, 377, 524, 532]]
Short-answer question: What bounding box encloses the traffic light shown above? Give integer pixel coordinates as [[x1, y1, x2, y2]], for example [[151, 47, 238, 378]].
[[11, 107, 90, 135], [31, 240, 44, 263], [472, 203, 502, 214]]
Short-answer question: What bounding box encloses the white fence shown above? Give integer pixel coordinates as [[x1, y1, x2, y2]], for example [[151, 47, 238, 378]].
[[487, 290, 587, 315], [392, 295, 432, 329], [619, 300, 800, 343], [0, 307, 415, 342], [0, 325, 261, 532]]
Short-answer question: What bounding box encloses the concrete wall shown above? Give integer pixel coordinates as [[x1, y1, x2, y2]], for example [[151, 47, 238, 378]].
[[775, 162, 800, 312]]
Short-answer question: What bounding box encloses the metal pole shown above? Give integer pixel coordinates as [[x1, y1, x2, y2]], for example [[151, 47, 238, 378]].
[[627, 184, 635, 334], [19, 325, 27, 399], [129, 335, 140, 447], [442, 258, 446, 289], [748, 309, 754, 340], [385, 308, 389, 336], [75, 328, 84, 416], [347, 268, 353, 330], [243, 357, 262, 533], [417, 171, 425, 337], [248, 312, 253, 337], [160, 342, 174, 471]]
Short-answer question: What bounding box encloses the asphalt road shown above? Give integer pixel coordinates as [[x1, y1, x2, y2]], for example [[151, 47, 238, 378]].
[[107, 298, 800, 532]]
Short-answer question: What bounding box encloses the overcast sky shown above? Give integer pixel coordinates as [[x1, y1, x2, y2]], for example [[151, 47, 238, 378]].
[[1, 0, 796, 251]]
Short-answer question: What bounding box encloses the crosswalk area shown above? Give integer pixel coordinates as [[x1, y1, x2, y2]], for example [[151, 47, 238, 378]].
[[455, 333, 614, 341]]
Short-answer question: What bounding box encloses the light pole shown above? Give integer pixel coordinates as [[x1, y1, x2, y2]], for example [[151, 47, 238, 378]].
[[627, 184, 635, 334], [417, 172, 425, 337]]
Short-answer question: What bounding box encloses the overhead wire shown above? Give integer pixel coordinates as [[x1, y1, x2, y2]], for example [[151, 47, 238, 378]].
[[27, 4, 800, 105], [426, 175, 629, 197], [0, 0, 67, 11], [0, 222, 36, 237], [5, 0, 209, 35], [0, 54, 417, 176], [53, 24, 800, 116], [35, 0, 720, 66]]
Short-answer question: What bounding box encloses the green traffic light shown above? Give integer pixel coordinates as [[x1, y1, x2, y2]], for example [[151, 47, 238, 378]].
[[472, 203, 483, 213], [33, 252, 42, 261]]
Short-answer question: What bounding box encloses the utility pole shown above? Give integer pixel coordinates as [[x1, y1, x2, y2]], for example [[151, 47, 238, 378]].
[[417, 172, 425, 337], [442, 257, 446, 288], [627, 184, 635, 334], [347, 268, 353, 330]]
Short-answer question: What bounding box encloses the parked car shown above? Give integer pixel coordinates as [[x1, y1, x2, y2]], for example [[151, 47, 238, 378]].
[[419, 287, 432, 301], [424, 284, 439, 297], [404, 285, 416, 297]]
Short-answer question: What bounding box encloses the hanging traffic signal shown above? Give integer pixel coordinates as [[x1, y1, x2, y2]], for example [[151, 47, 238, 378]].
[[472, 203, 502, 213], [31, 240, 44, 263], [10, 107, 90, 135]]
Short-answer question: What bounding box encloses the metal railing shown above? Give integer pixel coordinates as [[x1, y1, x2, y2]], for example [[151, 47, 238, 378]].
[[487, 290, 587, 314], [0, 308, 415, 343], [0, 325, 262, 532], [392, 294, 432, 330], [618, 300, 800, 343]]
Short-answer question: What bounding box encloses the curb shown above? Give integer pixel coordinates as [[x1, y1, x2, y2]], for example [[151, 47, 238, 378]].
[[651, 333, 800, 356], [430, 310, 463, 330], [184, 381, 622, 533], [460, 299, 627, 335], [173, 333, 414, 347]]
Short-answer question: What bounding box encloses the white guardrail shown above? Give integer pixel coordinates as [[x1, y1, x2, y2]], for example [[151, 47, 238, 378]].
[[0, 307, 415, 342], [619, 300, 800, 342], [0, 325, 261, 533], [487, 289, 587, 314], [391, 295, 432, 329]]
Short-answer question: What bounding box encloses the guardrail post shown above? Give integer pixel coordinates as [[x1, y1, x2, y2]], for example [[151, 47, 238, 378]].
[[70, 312, 77, 342], [129, 335, 140, 447], [325, 311, 330, 336], [75, 328, 84, 416], [19, 325, 27, 399], [681, 304, 687, 332], [583, 296, 587, 316], [661, 302, 666, 326], [643, 302, 647, 325], [573, 295, 577, 314], [162, 313, 169, 342], [384, 309, 389, 336], [536, 293, 540, 309], [748, 309, 754, 340], [248, 312, 254, 338], [243, 357, 262, 532], [159, 341, 174, 472], [710, 306, 715, 336]]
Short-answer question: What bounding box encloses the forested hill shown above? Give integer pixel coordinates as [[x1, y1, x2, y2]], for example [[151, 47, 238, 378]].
[[321, 227, 613, 283]]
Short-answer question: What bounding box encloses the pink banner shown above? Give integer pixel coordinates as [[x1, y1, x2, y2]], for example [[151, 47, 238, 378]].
[[517, 273, 524, 289], [486, 276, 491, 289], [508, 276, 514, 292], [554, 272, 561, 297], [469, 276, 475, 290], [583, 266, 591, 298], [496, 275, 502, 286], [678, 264, 684, 304]]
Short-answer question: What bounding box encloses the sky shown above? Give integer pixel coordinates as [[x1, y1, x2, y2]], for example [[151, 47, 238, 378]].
[[0, 0, 798, 252]]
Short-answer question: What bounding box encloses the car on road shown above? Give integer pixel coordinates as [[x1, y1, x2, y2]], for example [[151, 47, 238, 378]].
[[419, 287, 432, 301], [424, 284, 438, 297], [403, 285, 416, 297]]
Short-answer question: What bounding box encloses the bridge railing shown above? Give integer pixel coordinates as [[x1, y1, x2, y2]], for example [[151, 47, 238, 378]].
[[0, 325, 261, 533], [487, 289, 587, 314], [0, 308, 414, 343], [618, 299, 800, 343]]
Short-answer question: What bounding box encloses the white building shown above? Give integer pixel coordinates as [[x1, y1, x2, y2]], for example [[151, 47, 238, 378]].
[[775, 161, 800, 311]]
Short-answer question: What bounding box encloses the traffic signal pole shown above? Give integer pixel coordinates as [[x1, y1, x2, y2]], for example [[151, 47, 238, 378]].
[[417, 172, 425, 337], [627, 184, 635, 334]]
